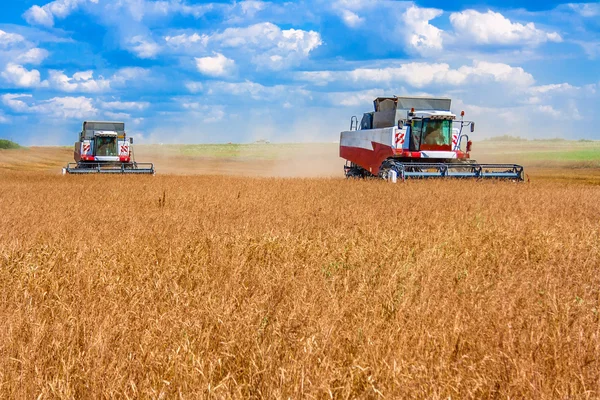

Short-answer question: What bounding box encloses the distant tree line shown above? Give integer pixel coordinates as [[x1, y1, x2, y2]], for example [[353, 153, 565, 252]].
[[0, 139, 20, 149]]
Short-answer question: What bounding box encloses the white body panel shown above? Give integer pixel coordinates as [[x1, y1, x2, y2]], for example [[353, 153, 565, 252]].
[[414, 111, 455, 119], [395, 126, 409, 150], [82, 140, 92, 156], [95, 156, 120, 162], [420, 151, 458, 158], [118, 141, 129, 157], [340, 127, 395, 150]]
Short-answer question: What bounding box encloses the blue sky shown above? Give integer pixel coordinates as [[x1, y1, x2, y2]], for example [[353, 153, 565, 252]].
[[0, 0, 598, 145]]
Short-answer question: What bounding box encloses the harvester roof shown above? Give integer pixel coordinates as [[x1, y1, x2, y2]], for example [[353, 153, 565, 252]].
[[84, 120, 125, 124], [373, 96, 452, 113], [413, 110, 456, 119], [81, 121, 125, 139], [83, 121, 125, 130]]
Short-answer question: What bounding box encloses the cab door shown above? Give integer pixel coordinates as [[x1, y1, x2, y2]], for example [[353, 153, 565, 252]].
[[410, 119, 422, 151]]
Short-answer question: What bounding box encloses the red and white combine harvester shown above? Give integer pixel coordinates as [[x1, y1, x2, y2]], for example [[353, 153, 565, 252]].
[[340, 96, 524, 181], [63, 121, 154, 174]]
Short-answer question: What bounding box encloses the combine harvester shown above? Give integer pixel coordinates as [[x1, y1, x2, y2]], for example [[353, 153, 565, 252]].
[[63, 121, 155, 174], [340, 96, 524, 181]]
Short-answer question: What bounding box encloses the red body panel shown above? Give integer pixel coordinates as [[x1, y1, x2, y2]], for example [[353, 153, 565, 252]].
[[341, 143, 471, 175], [394, 150, 422, 158], [340, 142, 394, 175], [419, 143, 452, 151]]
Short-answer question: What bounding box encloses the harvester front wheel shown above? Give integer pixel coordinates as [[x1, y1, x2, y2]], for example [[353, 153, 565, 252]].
[[378, 159, 403, 180]]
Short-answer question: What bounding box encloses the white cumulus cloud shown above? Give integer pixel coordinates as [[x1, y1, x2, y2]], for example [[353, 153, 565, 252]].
[[170, 22, 322, 70], [165, 32, 209, 48], [40, 96, 97, 119], [99, 101, 150, 111], [529, 83, 578, 94], [568, 3, 600, 18], [2, 93, 96, 119], [401, 6, 444, 55], [459, 60, 535, 87], [111, 67, 150, 85], [15, 48, 50, 65], [298, 60, 535, 89], [24, 0, 212, 28], [537, 104, 562, 118], [195, 53, 235, 77], [215, 22, 321, 54], [215, 22, 322, 69], [48, 70, 111, 92], [1, 94, 33, 112], [0, 29, 50, 78], [329, 88, 388, 107], [24, 5, 55, 27], [0, 30, 26, 46], [450, 10, 562, 46], [128, 35, 161, 59], [23, 0, 96, 27], [1, 63, 47, 88], [340, 9, 364, 27]]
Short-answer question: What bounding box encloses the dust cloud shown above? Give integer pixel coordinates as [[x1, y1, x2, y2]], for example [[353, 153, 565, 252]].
[[132, 143, 344, 177], [0, 143, 346, 178]]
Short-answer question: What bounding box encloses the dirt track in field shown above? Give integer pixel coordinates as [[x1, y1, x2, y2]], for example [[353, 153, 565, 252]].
[[1, 143, 600, 184]]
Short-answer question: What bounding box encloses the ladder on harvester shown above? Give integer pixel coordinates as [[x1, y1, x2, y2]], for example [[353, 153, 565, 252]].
[[350, 116, 359, 131]]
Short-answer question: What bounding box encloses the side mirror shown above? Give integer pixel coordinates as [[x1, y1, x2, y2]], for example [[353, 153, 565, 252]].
[[129, 137, 134, 144], [397, 120, 404, 128], [470, 123, 475, 133]]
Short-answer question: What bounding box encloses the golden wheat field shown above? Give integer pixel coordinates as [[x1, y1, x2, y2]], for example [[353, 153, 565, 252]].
[[1, 145, 600, 398]]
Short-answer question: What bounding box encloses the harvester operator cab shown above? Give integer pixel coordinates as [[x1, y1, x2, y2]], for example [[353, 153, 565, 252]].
[[408, 112, 454, 151], [359, 96, 474, 153], [95, 134, 118, 157], [80, 121, 125, 157], [75, 121, 129, 163]]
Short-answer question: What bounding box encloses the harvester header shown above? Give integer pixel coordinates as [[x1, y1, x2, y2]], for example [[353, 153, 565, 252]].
[[340, 96, 524, 180]]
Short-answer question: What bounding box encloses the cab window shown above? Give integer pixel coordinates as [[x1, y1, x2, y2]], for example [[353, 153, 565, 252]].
[[95, 137, 117, 156], [421, 119, 452, 149]]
